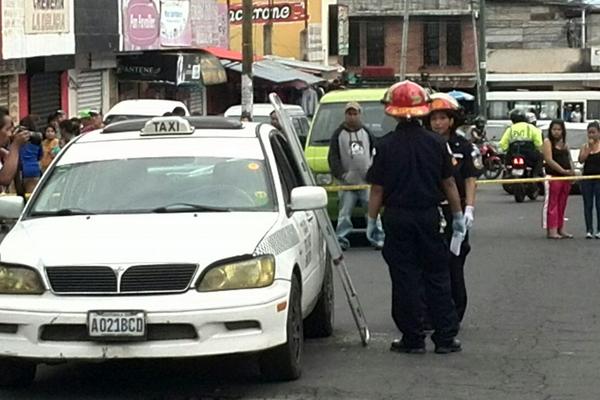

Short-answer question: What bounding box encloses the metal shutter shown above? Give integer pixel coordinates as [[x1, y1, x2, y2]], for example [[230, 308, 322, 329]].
[[188, 85, 204, 115], [76, 71, 103, 112], [29, 73, 61, 121], [0, 77, 9, 109]]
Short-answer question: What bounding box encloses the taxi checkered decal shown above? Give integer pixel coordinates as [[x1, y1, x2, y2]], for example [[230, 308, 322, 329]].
[[254, 225, 300, 256]]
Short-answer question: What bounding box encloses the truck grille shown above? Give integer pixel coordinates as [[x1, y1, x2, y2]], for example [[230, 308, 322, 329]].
[[46, 264, 198, 294]]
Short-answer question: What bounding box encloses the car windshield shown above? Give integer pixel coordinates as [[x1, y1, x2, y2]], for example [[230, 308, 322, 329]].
[[104, 115, 156, 125], [29, 156, 276, 216], [309, 102, 397, 145]]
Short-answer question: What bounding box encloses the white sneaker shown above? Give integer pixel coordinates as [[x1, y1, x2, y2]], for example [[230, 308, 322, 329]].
[[586, 232, 593, 239], [595, 233, 600, 239]]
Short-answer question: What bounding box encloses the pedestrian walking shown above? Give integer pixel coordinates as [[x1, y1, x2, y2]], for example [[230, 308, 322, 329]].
[[40, 125, 60, 172], [579, 121, 600, 239], [542, 120, 574, 239], [426, 93, 480, 322], [328, 102, 384, 250], [366, 81, 465, 354]]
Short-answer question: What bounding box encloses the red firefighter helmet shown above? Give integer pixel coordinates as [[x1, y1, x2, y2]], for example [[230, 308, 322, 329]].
[[430, 93, 460, 113], [382, 80, 431, 118]]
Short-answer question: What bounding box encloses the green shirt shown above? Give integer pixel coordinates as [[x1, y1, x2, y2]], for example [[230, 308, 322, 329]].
[[499, 122, 544, 152]]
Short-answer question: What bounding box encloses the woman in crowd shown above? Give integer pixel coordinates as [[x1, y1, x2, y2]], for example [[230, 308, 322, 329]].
[[579, 121, 600, 239], [542, 119, 574, 239], [18, 116, 43, 194], [40, 125, 60, 172]]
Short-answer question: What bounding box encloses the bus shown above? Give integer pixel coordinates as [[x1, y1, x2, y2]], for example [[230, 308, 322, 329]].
[[485, 90, 600, 140]]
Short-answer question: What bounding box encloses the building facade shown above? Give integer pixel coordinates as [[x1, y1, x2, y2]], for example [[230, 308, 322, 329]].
[[0, 0, 230, 123], [486, 0, 600, 90], [227, 0, 332, 64], [342, 0, 477, 90]]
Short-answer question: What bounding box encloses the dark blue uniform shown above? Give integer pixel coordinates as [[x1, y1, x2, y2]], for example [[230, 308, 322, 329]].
[[367, 121, 459, 348], [442, 133, 480, 322]]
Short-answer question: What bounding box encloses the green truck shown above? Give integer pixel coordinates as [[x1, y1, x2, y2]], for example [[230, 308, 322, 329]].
[[305, 88, 397, 221]]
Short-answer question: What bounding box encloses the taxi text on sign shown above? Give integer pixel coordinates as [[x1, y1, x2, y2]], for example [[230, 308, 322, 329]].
[[142, 117, 194, 136]]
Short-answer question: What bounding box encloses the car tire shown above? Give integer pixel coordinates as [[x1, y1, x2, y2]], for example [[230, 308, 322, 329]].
[[259, 275, 303, 381], [0, 359, 36, 388], [304, 254, 334, 338]]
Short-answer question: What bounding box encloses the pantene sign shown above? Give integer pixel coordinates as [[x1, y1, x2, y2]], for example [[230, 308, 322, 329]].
[[228, 3, 307, 25]]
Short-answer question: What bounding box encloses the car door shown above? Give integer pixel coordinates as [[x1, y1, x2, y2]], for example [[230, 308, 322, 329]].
[[271, 135, 323, 305]]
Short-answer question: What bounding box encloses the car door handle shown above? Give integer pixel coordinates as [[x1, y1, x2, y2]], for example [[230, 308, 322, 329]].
[[307, 214, 315, 222]]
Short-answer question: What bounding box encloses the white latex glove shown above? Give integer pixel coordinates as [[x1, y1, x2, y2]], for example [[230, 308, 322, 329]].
[[464, 205, 475, 230]]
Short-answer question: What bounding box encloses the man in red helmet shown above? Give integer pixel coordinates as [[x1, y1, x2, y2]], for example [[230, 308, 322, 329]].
[[366, 81, 465, 354]]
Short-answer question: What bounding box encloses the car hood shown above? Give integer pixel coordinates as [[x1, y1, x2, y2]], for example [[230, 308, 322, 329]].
[[0, 213, 278, 267]]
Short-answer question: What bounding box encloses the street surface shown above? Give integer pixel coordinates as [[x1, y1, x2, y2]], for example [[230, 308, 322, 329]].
[[2, 184, 600, 399]]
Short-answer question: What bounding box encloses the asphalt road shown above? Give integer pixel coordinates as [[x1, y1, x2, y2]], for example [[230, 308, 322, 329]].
[[2, 184, 600, 400]]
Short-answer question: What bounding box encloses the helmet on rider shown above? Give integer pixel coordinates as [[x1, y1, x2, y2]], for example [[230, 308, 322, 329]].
[[474, 116, 486, 130], [382, 80, 430, 118], [509, 108, 527, 124], [525, 111, 537, 126]]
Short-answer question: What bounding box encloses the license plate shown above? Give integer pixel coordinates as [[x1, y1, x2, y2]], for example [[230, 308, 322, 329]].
[[512, 169, 524, 177], [88, 311, 145, 338]]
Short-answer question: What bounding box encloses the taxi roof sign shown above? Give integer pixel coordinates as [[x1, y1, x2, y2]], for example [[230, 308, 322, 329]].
[[141, 117, 195, 136]]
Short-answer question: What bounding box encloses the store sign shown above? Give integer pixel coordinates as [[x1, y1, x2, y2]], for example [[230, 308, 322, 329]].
[[338, 5, 349, 56], [123, 0, 160, 50], [228, 3, 307, 25], [25, 0, 70, 34], [160, 0, 192, 47]]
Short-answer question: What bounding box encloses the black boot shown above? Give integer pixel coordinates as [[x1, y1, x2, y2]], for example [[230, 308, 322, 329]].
[[434, 338, 462, 354], [390, 339, 426, 354]]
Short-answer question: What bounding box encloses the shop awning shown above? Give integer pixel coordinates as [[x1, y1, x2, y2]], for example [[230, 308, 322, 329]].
[[117, 51, 227, 86], [222, 59, 324, 85], [264, 55, 342, 79], [203, 47, 263, 62]]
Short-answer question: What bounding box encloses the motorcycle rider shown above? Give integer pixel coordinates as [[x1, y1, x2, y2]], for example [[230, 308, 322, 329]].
[[426, 93, 481, 322], [499, 109, 544, 176], [468, 116, 487, 144]]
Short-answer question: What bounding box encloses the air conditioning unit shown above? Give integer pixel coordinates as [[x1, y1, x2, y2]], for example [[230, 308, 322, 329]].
[[591, 47, 600, 68]]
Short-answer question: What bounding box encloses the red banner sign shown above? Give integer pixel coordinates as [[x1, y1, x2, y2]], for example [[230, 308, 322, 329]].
[[229, 3, 307, 25]]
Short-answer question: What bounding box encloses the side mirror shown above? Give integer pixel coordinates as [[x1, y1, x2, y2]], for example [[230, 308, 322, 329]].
[[290, 186, 328, 211], [0, 196, 25, 219]]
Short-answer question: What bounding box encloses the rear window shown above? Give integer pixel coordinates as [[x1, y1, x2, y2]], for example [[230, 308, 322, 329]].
[[309, 102, 397, 145]]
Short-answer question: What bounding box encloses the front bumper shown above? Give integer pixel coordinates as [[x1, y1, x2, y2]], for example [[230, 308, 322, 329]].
[[0, 280, 290, 360]]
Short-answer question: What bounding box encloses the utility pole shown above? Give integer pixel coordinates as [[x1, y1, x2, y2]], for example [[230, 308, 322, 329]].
[[241, 0, 254, 121], [264, 0, 273, 55], [399, 0, 410, 81], [477, 0, 487, 118]]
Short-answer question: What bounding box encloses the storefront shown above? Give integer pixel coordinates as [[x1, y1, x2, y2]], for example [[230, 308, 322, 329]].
[[21, 56, 73, 124], [116, 51, 226, 115]]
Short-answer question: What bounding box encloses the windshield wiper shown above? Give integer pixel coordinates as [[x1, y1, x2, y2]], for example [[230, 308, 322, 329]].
[[151, 203, 231, 213], [30, 208, 96, 217]]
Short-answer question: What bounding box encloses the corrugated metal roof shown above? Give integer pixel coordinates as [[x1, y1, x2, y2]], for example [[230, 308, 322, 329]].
[[222, 60, 324, 85]]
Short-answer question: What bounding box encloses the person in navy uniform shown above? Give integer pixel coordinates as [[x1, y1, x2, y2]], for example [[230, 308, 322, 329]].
[[426, 93, 481, 323], [366, 81, 466, 354]]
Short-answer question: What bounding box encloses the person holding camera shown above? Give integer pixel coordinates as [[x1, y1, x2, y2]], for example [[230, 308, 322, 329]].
[[17, 116, 43, 194], [0, 111, 30, 190]]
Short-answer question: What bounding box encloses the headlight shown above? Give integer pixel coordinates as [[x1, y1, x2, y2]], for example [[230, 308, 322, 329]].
[[196, 255, 275, 292], [0, 265, 45, 294], [316, 173, 333, 186]]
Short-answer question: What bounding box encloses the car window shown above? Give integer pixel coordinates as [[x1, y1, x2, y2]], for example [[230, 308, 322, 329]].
[[309, 102, 397, 145], [270, 135, 305, 205], [29, 157, 276, 215]]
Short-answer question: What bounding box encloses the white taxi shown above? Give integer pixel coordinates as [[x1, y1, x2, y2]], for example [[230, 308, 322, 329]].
[[0, 116, 334, 386]]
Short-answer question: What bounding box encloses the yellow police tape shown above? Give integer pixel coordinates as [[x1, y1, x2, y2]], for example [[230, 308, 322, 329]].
[[323, 174, 600, 192]]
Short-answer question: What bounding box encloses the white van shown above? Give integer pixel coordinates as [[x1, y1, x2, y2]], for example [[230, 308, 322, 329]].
[[104, 100, 190, 125], [224, 104, 311, 146]]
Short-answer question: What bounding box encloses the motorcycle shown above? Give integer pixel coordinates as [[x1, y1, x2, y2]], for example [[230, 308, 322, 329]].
[[478, 140, 503, 179], [504, 151, 541, 203]]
